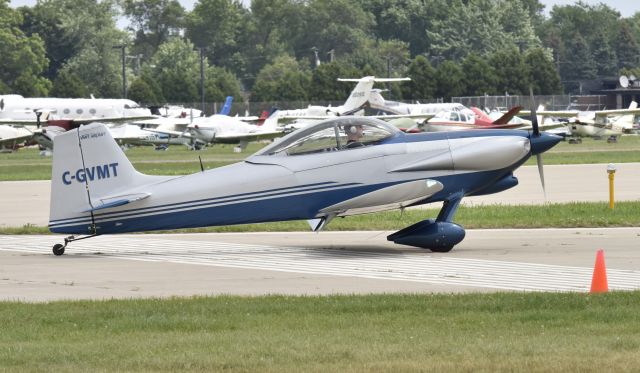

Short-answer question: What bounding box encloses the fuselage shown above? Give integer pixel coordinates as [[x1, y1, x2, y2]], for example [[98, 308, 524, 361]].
[[49, 123, 559, 235]]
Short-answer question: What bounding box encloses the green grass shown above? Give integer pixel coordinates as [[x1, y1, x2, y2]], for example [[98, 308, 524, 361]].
[[1, 293, 640, 371], [3, 201, 639, 234], [1, 136, 639, 180]]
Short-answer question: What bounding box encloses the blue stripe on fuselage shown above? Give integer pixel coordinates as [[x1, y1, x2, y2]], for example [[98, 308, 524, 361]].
[[48, 181, 352, 226]]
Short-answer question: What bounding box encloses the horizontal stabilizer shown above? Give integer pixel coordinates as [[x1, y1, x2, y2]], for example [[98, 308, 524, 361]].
[[337, 77, 411, 83], [84, 192, 151, 212]]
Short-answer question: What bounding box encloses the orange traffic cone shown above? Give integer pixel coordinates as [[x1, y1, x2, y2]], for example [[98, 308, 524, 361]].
[[590, 249, 609, 293]]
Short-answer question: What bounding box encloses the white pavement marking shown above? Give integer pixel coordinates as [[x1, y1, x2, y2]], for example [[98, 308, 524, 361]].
[[3, 235, 640, 292]]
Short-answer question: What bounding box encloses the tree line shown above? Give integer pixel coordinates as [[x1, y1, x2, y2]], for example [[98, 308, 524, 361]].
[[1, 0, 639, 105]]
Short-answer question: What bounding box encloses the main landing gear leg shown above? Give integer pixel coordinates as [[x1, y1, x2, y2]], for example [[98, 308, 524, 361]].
[[52, 234, 99, 256], [387, 192, 466, 252]]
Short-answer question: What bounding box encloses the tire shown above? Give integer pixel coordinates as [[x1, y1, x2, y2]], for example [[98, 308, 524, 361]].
[[52, 244, 65, 256]]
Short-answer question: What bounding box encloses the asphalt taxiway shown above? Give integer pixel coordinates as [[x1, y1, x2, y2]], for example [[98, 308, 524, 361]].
[[1, 163, 639, 301], [1, 228, 639, 301]]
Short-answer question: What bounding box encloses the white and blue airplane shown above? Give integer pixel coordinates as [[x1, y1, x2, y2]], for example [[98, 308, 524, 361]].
[[48, 110, 561, 255]]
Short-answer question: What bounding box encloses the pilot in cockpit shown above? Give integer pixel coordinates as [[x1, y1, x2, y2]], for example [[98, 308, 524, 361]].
[[343, 124, 364, 149]]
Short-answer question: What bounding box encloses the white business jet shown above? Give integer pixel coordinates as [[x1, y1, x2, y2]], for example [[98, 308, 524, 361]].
[[0, 95, 153, 125]]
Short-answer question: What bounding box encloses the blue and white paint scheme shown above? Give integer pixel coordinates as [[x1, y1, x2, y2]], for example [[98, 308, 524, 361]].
[[48, 116, 561, 255]]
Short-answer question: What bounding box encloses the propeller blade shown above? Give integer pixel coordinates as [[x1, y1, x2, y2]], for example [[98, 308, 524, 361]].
[[536, 153, 546, 200], [529, 87, 539, 137]]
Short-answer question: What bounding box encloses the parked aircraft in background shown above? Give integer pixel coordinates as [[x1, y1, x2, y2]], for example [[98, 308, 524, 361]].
[[0, 95, 154, 126], [109, 124, 189, 149], [148, 109, 283, 151], [367, 89, 467, 116], [279, 77, 412, 129], [47, 107, 561, 255], [421, 106, 524, 132], [0, 95, 157, 152], [519, 101, 640, 143], [28, 120, 186, 153], [0, 125, 33, 152]]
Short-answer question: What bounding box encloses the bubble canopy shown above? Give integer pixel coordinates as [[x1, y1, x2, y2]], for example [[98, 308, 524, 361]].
[[255, 117, 401, 157]]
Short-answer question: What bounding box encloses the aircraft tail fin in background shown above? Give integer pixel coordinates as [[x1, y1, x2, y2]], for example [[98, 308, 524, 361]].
[[470, 107, 493, 123], [367, 89, 387, 110], [338, 77, 410, 115], [256, 110, 270, 126], [219, 96, 233, 115], [611, 100, 638, 129], [49, 123, 167, 231], [259, 109, 280, 131], [493, 106, 523, 125]]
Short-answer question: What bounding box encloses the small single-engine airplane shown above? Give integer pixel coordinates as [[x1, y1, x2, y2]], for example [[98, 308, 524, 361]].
[[48, 102, 561, 256], [367, 88, 467, 116], [518, 101, 640, 143], [421, 106, 524, 132], [146, 109, 283, 151], [108, 123, 189, 149]]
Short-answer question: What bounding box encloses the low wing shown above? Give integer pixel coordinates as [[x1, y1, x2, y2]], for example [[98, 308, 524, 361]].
[[0, 119, 43, 126], [517, 110, 578, 118], [134, 117, 190, 128], [146, 127, 192, 138], [519, 108, 640, 118], [71, 115, 156, 125], [515, 121, 567, 131], [279, 113, 435, 123], [278, 114, 337, 121], [319, 179, 443, 217], [213, 130, 284, 144], [368, 113, 435, 121], [593, 108, 640, 117], [0, 132, 33, 147]]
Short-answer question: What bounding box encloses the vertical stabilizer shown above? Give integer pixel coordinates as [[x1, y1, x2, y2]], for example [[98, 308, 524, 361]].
[[219, 96, 233, 115], [611, 101, 638, 130], [338, 76, 376, 114], [368, 89, 387, 109], [259, 109, 280, 131], [49, 123, 165, 232]]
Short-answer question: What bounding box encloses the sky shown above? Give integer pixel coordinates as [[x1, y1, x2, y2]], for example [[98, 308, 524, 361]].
[[8, 0, 640, 18]]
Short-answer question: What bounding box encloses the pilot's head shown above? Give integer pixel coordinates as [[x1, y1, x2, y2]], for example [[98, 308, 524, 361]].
[[344, 124, 363, 139]]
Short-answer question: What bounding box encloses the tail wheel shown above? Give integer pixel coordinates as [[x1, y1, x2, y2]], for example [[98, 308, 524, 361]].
[[52, 244, 65, 256]]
